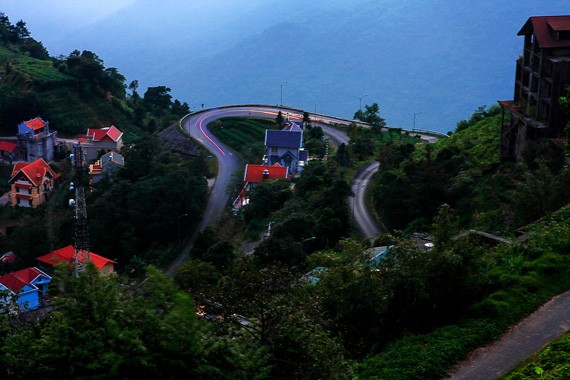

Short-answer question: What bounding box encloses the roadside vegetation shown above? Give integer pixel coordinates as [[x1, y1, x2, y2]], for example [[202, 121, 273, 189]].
[[2, 12, 570, 380]]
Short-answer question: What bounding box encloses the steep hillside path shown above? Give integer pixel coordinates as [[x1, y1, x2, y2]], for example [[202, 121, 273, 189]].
[[446, 290, 570, 379]]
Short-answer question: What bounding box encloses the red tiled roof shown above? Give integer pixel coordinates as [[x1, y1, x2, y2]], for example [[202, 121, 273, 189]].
[[244, 164, 289, 183], [0, 267, 50, 293], [0, 141, 16, 153], [37, 245, 116, 271], [24, 117, 46, 131], [10, 158, 57, 187], [519, 16, 570, 49], [87, 125, 123, 142], [12, 267, 46, 285], [0, 273, 27, 293]]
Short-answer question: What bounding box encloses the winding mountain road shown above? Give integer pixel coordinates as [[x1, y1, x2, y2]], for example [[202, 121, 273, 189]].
[[179, 105, 383, 239]]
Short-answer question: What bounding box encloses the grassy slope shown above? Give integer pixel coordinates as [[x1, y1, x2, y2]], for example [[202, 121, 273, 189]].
[[0, 44, 137, 135]]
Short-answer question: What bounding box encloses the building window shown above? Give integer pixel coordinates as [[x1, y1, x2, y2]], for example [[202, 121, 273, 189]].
[[271, 147, 278, 155]]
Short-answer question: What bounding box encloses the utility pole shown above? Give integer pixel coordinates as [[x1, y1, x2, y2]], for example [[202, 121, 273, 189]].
[[413, 112, 422, 131], [279, 81, 287, 106], [355, 94, 367, 111], [71, 142, 90, 277]]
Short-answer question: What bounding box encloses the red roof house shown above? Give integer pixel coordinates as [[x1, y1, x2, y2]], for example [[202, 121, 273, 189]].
[[83, 125, 124, 161], [9, 158, 59, 208], [87, 125, 123, 142], [37, 245, 116, 276], [232, 163, 290, 211], [243, 163, 289, 183]]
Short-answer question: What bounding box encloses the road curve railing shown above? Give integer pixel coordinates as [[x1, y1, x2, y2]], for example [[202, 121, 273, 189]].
[[179, 104, 446, 138]]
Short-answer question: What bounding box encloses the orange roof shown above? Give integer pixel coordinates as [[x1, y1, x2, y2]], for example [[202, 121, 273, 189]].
[[10, 158, 57, 187], [24, 117, 46, 130], [37, 245, 116, 271], [244, 163, 289, 183], [87, 125, 123, 142]]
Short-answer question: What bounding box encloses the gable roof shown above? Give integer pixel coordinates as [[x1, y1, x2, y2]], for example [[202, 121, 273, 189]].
[[518, 16, 570, 49], [0, 273, 28, 293], [12, 267, 49, 285], [265, 130, 302, 149], [100, 152, 125, 166], [282, 122, 303, 132], [0, 267, 51, 294], [87, 125, 123, 142], [37, 245, 116, 271], [23, 117, 47, 131], [0, 141, 16, 153], [244, 163, 289, 183], [9, 158, 57, 187]]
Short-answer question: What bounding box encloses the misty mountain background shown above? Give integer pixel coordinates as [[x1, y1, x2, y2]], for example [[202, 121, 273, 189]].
[[3, 0, 568, 132]]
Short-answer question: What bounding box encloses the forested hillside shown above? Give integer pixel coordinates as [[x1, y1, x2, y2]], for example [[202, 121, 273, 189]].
[[0, 13, 189, 137], [372, 105, 570, 235], [2, 10, 570, 380]]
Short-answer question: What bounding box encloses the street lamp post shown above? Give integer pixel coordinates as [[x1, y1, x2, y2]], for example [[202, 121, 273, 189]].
[[355, 94, 368, 111], [279, 82, 287, 106], [413, 112, 422, 131], [178, 213, 189, 244]]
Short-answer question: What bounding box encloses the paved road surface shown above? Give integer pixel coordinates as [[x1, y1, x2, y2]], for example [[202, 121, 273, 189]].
[[446, 290, 570, 379], [180, 105, 384, 238], [350, 161, 384, 237]]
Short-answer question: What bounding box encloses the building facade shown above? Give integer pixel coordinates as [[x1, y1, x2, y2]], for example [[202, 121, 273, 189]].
[[16, 117, 57, 162], [264, 122, 307, 174], [0, 267, 51, 311], [499, 15, 570, 161], [82, 125, 124, 162], [89, 151, 125, 183], [9, 158, 59, 208]]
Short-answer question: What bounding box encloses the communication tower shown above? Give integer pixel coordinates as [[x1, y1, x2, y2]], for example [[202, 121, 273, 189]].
[[70, 142, 90, 277]]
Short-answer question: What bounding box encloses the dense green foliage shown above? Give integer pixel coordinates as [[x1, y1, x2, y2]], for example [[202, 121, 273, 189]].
[[0, 265, 255, 379], [208, 117, 279, 163], [503, 330, 570, 379], [372, 106, 570, 233], [87, 136, 209, 270], [0, 14, 189, 137], [252, 160, 352, 264]]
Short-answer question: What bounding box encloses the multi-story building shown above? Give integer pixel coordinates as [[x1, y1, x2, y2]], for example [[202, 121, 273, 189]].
[[16, 117, 57, 162], [264, 122, 308, 174], [499, 15, 570, 161], [82, 125, 124, 162], [9, 158, 60, 208]]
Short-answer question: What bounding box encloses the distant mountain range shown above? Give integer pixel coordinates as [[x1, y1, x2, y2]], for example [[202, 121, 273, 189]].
[[6, 0, 569, 132]]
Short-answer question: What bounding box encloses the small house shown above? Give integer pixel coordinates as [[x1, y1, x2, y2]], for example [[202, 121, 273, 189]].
[[83, 125, 124, 161], [37, 245, 116, 276], [0, 267, 51, 311], [264, 122, 306, 174], [233, 163, 289, 210], [89, 151, 125, 183]]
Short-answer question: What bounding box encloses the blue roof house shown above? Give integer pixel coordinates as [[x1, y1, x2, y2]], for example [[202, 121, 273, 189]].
[[264, 122, 307, 174]]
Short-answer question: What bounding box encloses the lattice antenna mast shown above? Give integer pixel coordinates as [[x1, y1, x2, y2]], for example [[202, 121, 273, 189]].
[[70, 142, 90, 277]]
